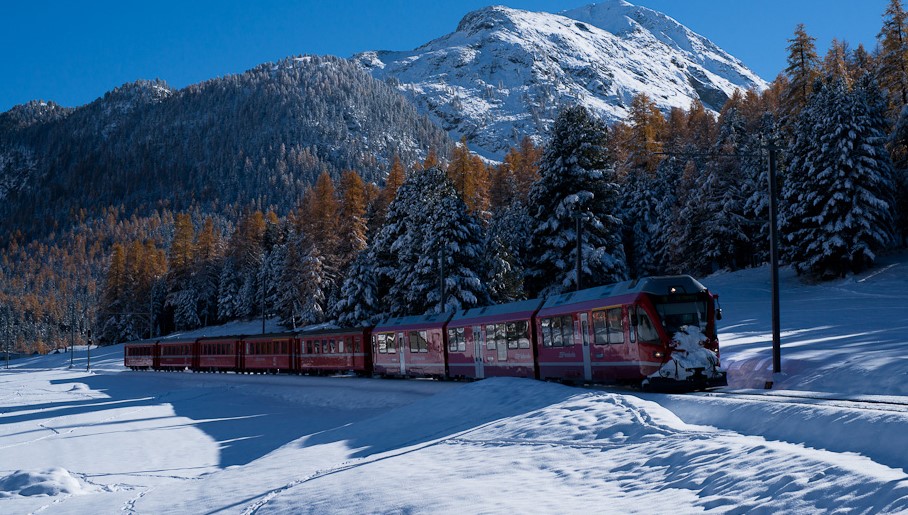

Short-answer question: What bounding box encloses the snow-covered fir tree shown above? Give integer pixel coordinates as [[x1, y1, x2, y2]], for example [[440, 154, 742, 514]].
[[740, 113, 779, 267], [339, 166, 492, 319], [167, 288, 200, 330], [524, 105, 627, 297], [409, 167, 491, 313], [484, 202, 531, 302], [689, 104, 754, 273], [387, 167, 491, 315], [619, 168, 661, 278], [329, 250, 381, 327], [277, 232, 326, 328], [782, 75, 896, 278], [648, 156, 684, 273]]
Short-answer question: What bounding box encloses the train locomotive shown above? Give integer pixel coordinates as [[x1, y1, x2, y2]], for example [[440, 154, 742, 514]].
[[125, 275, 727, 390]]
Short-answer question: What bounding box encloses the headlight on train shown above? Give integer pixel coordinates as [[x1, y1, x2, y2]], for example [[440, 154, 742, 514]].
[[654, 351, 664, 358]]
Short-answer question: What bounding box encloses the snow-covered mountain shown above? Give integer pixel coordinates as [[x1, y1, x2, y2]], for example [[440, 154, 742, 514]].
[[354, 0, 767, 159]]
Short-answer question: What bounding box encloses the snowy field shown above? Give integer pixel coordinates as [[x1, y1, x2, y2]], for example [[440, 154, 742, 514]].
[[2, 252, 908, 513]]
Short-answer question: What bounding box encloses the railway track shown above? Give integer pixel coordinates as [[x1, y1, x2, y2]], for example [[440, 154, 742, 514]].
[[688, 389, 908, 413]]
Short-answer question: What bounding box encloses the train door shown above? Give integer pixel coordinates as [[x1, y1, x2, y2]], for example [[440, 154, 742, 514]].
[[398, 332, 406, 375], [580, 312, 592, 382], [473, 325, 485, 379]]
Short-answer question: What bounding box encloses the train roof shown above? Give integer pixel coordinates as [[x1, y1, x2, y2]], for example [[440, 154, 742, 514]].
[[296, 326, 371, 337], [449, 298, 545, 326], [541, 275, 708, 311], [123, 338, 159, 346], [373, 311, 454, 331]]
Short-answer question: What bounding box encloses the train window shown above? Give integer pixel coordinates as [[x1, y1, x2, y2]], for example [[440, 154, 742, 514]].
[[387, 334, 398, 354], [592, 310, 608, 345], [306, 340, 313, 354], [654, 300, 707, 334], [409, 331, 428, 353], [497, 324, 508, 361], [607, 308, 624, 344], [516, 321, 530, 348], [506, 323, 519, 349], [541, 318, 552, 347], [354, 336, 361, 352], [635, 308, 660, 343], [376, 334, 387, 354], [338, 339, 345, 353], [448, 327, 466, 352], [560, 315, 575, 346], [447, 328, 457, 352], [329, 340, 336, 354], [551, 317, 564, 346], [486, 324, 497, 350]]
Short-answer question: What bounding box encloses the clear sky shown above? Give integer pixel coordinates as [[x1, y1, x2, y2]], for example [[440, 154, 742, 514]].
[[0, 0, 890, 112]]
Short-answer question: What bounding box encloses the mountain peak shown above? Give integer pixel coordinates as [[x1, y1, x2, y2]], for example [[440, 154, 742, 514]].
[[354, 1, 766, 160], [456, 5, 520, 34]]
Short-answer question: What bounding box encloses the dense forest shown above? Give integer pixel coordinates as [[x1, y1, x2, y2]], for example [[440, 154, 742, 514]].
[[2, 2, 908, 352]]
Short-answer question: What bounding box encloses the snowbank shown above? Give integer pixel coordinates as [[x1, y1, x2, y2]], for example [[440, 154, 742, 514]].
[[0, 468, 94, 498]]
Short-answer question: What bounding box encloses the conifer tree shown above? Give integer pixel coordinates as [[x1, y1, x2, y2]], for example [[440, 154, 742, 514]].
[[193, 217, 222, 326], [169, 213, 195, 277], [625, 93, 666, 174], [406, 167, 491, 313], [823, 39, 851, 84], [367, 155, 407, 241], [485, 203, 530, 302], [782, 76, 896, 277], [447, 137, 490, 214], [508, 136, 542, 202], [218, 210, 266, 320], [848, 44, 876, 80], [337, 169, 369, 269], [879, 0, 908, 114], [278, 231, 326, 328], [782, 24, 821, 120], [524, 105, 627, 297], [330, 249, 381, 327], [620, 167, 661, 277]]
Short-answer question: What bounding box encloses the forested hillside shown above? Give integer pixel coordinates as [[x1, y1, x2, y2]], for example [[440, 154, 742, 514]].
[[0, 55, 452, 244]]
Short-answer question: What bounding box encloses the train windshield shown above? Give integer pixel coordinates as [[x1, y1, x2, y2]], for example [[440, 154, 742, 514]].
[[654, 297, 708, 335]]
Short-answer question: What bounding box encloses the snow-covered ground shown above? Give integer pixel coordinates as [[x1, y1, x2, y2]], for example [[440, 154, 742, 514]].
[[2, 252, 908, 513]]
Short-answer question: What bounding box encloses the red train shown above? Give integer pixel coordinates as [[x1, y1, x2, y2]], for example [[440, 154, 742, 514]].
[[125, 275, 727, 390]]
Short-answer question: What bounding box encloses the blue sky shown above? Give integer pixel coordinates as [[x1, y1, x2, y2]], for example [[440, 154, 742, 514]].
[[1, 0, 889, 112]]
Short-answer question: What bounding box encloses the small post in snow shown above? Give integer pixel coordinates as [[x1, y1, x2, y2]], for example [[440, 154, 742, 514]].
[[86, 329, 92, 372], [4, 306, 9, 370], [767, 142, 782, 376], [70, 302, 75, 369], [439, 246, 447, 313], [575, 212, 583, 292]]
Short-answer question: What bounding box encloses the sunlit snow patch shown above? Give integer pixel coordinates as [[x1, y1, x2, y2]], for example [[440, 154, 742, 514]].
[[0, 468, 95, 498], [643, 326, 726, 390]]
